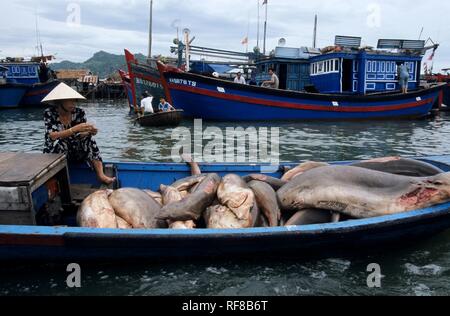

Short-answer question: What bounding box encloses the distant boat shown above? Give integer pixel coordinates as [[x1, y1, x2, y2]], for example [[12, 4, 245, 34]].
[[124, 49, 169, 112], [135, 110, 184, 127], [159, 64, 443, 121], [158, 36, 445, 121], [118, 69, 134, 110], [0, 57, 60, 109]]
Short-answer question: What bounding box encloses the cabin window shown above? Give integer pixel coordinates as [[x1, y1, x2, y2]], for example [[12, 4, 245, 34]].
[[367, 61, 371, 73], [335, 59, 340, 72], [318, 62, 323, 73], [380, 62, 385, 73], [372, 61, 377, 73], [366, 83, 376, 90], [353, 61, 358, 72], [386, 83, 396, 90]]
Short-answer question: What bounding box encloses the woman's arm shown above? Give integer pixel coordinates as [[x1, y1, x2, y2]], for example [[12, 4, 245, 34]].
[[48, 128, 76, 141]]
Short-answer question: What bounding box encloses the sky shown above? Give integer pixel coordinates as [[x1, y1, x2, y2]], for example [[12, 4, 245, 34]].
[[0, 0, 448, 71]]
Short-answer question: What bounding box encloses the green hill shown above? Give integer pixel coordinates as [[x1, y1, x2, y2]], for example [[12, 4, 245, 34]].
[[50, 51, 148, 78]]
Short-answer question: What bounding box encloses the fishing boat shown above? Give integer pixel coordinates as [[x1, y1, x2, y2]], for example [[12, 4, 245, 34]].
[[20, 80, 61, 107], [1, 152, 450, 262], [124, 49, 170, 111], [0, 65, 28, 109], [118, 70, 134, 109], [136, 110, 184, 127], [0, 57, 60, 109], [157, 36, 446, 121], [160, 66, 443, 121], [425, 70, 450, 111]]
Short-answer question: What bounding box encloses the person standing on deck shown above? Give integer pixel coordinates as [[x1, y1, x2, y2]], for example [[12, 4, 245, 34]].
[[262, 68, 279, 89], [398, 63, 410, 94], [41, 83, 116, 185], [234, 72, 247, 85], [158, 98, 176, 112], [140, 92, 154, 116]]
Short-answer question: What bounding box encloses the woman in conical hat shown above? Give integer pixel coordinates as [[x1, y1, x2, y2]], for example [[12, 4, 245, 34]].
[[42, 83, 115, 185]]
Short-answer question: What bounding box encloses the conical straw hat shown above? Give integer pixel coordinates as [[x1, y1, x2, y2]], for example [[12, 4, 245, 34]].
[[41, 82, 86, 103]]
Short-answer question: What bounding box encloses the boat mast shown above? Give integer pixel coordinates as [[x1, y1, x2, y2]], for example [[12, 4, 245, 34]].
[[257, 0, 260, 50], [148, 0, 154, 60], [35, 8, 44, 58], [313, 15, 318, 48], [263, 0, 268, 55]]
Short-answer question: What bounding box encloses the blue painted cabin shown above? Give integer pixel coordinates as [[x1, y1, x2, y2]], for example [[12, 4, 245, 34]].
[[0, 61, 41, 85], [255, 46, 319, 91], [309, 50, 422, 94]]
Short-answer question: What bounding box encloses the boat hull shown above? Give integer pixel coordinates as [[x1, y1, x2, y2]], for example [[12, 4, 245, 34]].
[[0, 84, 28, 109], [20, 80, 60, 107], [1, 203, 450, 262], [1, 156, 450, 262], [137, 110, 184, 127], [163, 71, 442, 121]]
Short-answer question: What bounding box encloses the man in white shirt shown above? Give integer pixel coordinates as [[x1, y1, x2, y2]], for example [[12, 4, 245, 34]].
[[139, 92, 154, 116], [234, 72, 247, 85]]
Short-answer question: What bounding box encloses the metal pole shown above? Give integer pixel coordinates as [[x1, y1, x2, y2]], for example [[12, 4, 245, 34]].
[[185, 31, 190, 72], [257, 0, 260, 50], [313, 15, 318, 48], [148, 0, 153, 59], [263, 1, 268, 55]]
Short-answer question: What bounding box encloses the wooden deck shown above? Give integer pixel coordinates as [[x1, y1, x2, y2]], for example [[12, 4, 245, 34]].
[[0, 153, 72, 225], [0, 153, 66, 187]]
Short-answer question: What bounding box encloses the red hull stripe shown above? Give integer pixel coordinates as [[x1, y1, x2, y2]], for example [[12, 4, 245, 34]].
[[24, 89, 52, 97], [169, 84, 434, 113], [0, 234, 64, 247]]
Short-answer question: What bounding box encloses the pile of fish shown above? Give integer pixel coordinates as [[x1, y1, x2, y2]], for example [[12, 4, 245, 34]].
[[77, 157, 450, 230]]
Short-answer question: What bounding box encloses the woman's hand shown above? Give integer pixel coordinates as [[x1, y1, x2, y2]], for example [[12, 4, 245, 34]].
[[72, 123, 98, 135]]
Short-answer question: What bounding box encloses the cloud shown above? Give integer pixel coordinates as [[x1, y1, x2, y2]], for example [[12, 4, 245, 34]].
[[0, 0, 449, 70]]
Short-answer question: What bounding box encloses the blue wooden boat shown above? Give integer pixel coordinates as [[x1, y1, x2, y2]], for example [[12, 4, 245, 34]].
[[0, 83, 28, 109], [1, 155, 450, 262], [161, 68, 443, 121], [0, 59, 60, 108], [20, 80, 61, 107]]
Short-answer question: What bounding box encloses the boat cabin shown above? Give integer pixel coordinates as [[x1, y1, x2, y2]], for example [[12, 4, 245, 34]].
[[309, 37, 425, 94], [255, 46, 320, 91], [0, 60, 41, 85]]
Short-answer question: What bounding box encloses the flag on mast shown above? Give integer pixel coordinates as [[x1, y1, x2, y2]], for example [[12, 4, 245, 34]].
[[241, 37, 249, 45]]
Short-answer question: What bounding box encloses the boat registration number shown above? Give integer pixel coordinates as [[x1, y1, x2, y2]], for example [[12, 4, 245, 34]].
[[169, 78, 197, 87]]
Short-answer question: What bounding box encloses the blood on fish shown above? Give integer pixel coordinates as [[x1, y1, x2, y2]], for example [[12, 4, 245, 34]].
[[400, 188, 440, 207]]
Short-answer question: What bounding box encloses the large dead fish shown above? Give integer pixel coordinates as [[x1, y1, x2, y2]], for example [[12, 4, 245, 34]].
[[160, 184, 196, 229], [204, 204, 253, 229], [278, 165, 450, 219], [243, 174, 287, 190], [285, 209, 339, 226], [351, 157, 444, 177], [77, 190, 118, 229], [171, 175, 207, 192], [217, 174, 255, 224], [248, 180, 281, 227], [143, 190, 163, 206], [282, 161, 330, 181], [157, 173, 221, 222], [109, 188, 163, 229], [204, 205, 248, 229]]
